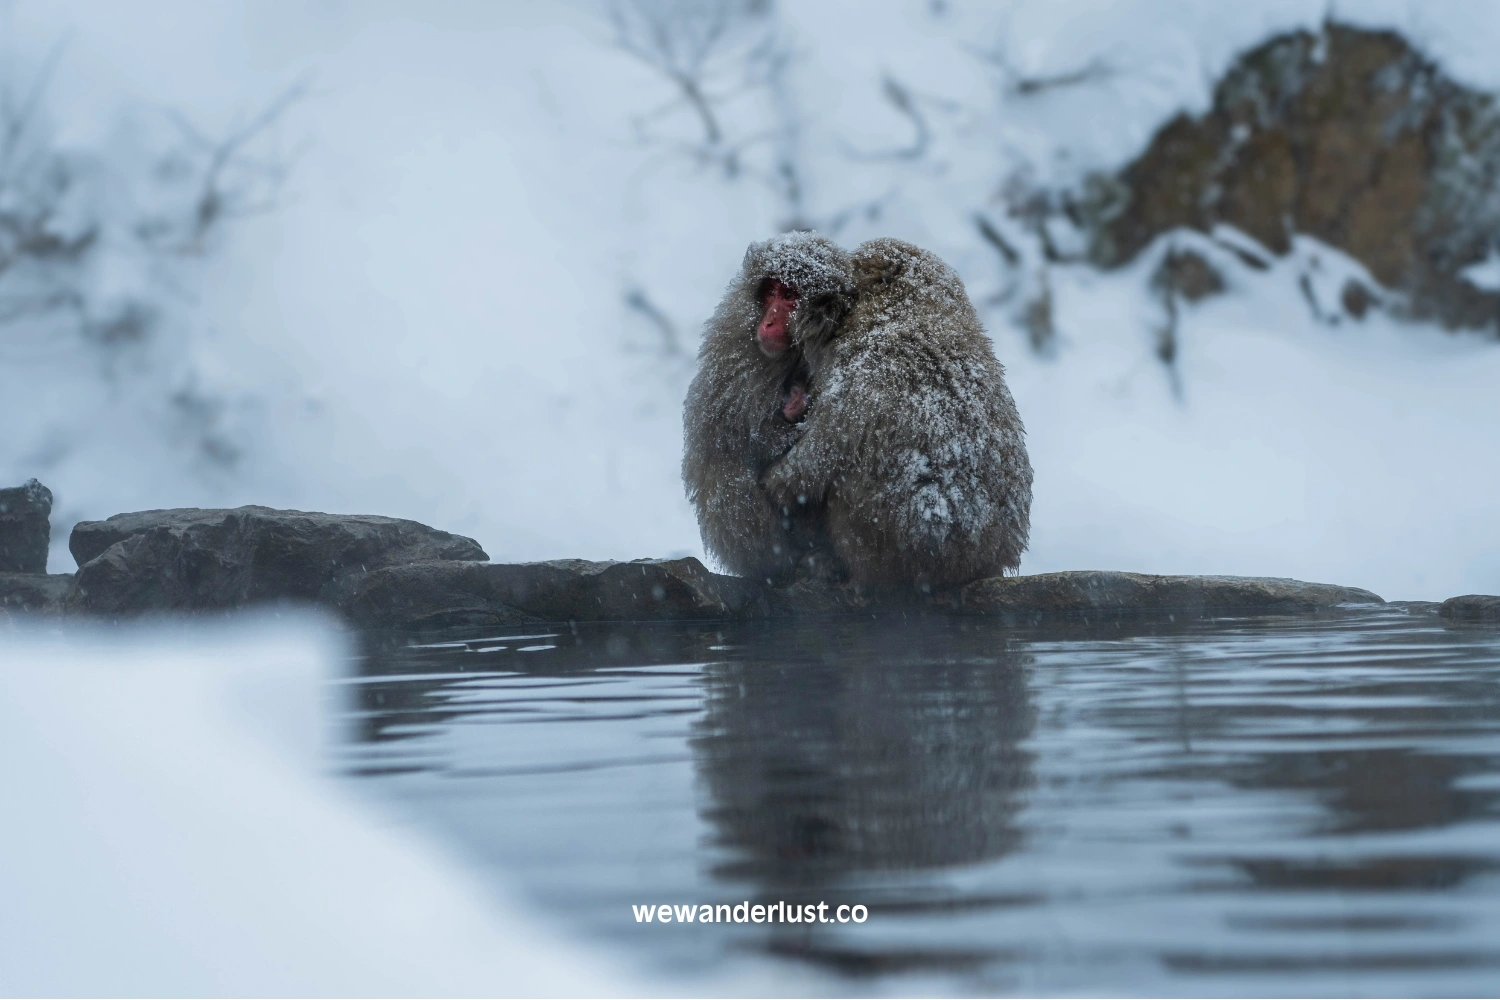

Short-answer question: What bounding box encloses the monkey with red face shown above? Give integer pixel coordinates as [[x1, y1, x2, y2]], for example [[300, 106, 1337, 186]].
[[682, 231, 855, 584]]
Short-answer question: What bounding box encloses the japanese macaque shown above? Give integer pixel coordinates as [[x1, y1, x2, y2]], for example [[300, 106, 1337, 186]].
[[760, 237, 1033, 591], [780, 380, 808, 422], [682, 231, 856, 583]]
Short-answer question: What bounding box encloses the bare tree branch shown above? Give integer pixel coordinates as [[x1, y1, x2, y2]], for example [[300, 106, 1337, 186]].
[[612, 0, 735, 148], [0, 40, 98, 334], [610, 0, 784, 179], [0, 34, 69, 176], [843, 75, 933, 162], [625, 285, 684, 357], [977, 42, 1115, 97], [154, 78, 310, 253], [975, 212, 1021, 267]]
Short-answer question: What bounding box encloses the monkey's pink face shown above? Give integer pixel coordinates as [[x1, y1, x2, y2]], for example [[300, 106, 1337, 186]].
[[782, 382, 808, 423], [757, 279, 799, 357]]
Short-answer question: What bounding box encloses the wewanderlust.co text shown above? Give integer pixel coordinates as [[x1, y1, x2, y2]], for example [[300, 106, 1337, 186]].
[[632, 902, 868, 924]]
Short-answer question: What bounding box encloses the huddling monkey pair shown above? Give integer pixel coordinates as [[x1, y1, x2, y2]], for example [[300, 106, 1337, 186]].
[[682, 231, 1033, 593]]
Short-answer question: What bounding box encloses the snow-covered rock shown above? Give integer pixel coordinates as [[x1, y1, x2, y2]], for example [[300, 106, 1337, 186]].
[[1087, 22, 1500, 333]]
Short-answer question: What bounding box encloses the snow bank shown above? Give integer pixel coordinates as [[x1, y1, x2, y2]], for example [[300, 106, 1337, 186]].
[[1018, 233, 1500, 600], [0, 615, 630, 996]]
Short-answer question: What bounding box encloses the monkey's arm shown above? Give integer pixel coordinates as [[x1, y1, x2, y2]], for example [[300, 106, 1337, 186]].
[[759, 408, 846, 508], [690, 453, 805, 581]]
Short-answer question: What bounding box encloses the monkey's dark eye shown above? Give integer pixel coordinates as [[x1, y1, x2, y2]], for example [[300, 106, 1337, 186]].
[[760, 278, 798, 304]]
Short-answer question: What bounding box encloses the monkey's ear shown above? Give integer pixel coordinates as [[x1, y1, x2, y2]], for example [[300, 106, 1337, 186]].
[[857, 256, 904, 289]]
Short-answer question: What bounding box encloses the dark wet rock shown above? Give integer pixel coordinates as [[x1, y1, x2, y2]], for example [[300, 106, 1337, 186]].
[[1438, 594, 1500, 621], [335, 561, 541, 630], [0, 572, 72, 615], [961, 571, 1383, 616], [766, 577, 871, 616], [1390, 600, 1441, 614], [1085, 22, 1500, 333], [0, 479, 52, 574], [50, 503, 1391, 628], [278, 554, 1398, 627], [340, 557, 773, 628], [67, 506, 487, 616]]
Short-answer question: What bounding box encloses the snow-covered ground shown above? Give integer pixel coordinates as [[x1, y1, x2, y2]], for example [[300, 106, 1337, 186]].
[[0, 616, 632, 996], [2, 0, 1498, 600]]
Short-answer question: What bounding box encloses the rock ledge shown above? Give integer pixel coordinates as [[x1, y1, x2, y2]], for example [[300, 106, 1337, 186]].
[[67, 506, 487, 615], [0, 494, 1403, 629], [1438, 594, 1500, 622], [961, 571, 1383, 617], [0, 572, 73, 615], [340, 557, 770, 629]]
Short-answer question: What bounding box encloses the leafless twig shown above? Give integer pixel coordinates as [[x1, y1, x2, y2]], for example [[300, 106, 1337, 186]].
[[0, 36, 68, 174], [610, 0, 782, 178], [0, 42, 98, 332], [625, 285, 684, 357], [148, 78, 310, 254], [979, 43, 1115, 97], [611, 0, 732, 147], [845, 76, 932, 162], [974, 212, 1021, 267]]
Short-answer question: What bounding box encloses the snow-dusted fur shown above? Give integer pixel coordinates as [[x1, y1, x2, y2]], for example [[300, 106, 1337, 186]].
[[682, 231, 857, 583], [762, 238, 1033, 590]]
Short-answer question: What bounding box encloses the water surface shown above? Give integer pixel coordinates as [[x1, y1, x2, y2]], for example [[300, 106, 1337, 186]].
[[340, 606, 1500, 995]]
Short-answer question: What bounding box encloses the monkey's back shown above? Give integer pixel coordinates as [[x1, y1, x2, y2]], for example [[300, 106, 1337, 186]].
[[816, 242, 1033, 588]]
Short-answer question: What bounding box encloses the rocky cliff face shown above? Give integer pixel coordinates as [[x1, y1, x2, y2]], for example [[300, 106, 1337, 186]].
[[1083, 22, 1500, 332]]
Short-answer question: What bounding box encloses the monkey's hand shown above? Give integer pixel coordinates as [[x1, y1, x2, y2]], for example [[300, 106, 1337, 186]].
[[761, 402, 842, 510], [760, 453, 821, 512]]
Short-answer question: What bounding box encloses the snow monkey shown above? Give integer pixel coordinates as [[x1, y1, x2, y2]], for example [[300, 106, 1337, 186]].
[[760, 237, 1033, 591], [682, 231, 857, 583]]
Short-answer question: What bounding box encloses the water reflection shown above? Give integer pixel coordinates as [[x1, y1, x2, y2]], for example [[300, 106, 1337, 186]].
[[693, 621, 1035, 883]]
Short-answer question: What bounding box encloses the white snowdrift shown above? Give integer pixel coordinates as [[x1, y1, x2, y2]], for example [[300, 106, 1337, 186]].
[[0, 615, 632, 997]]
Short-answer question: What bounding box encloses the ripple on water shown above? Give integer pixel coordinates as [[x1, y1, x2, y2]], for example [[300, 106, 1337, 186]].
[[339, 607, 1500, 995]]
